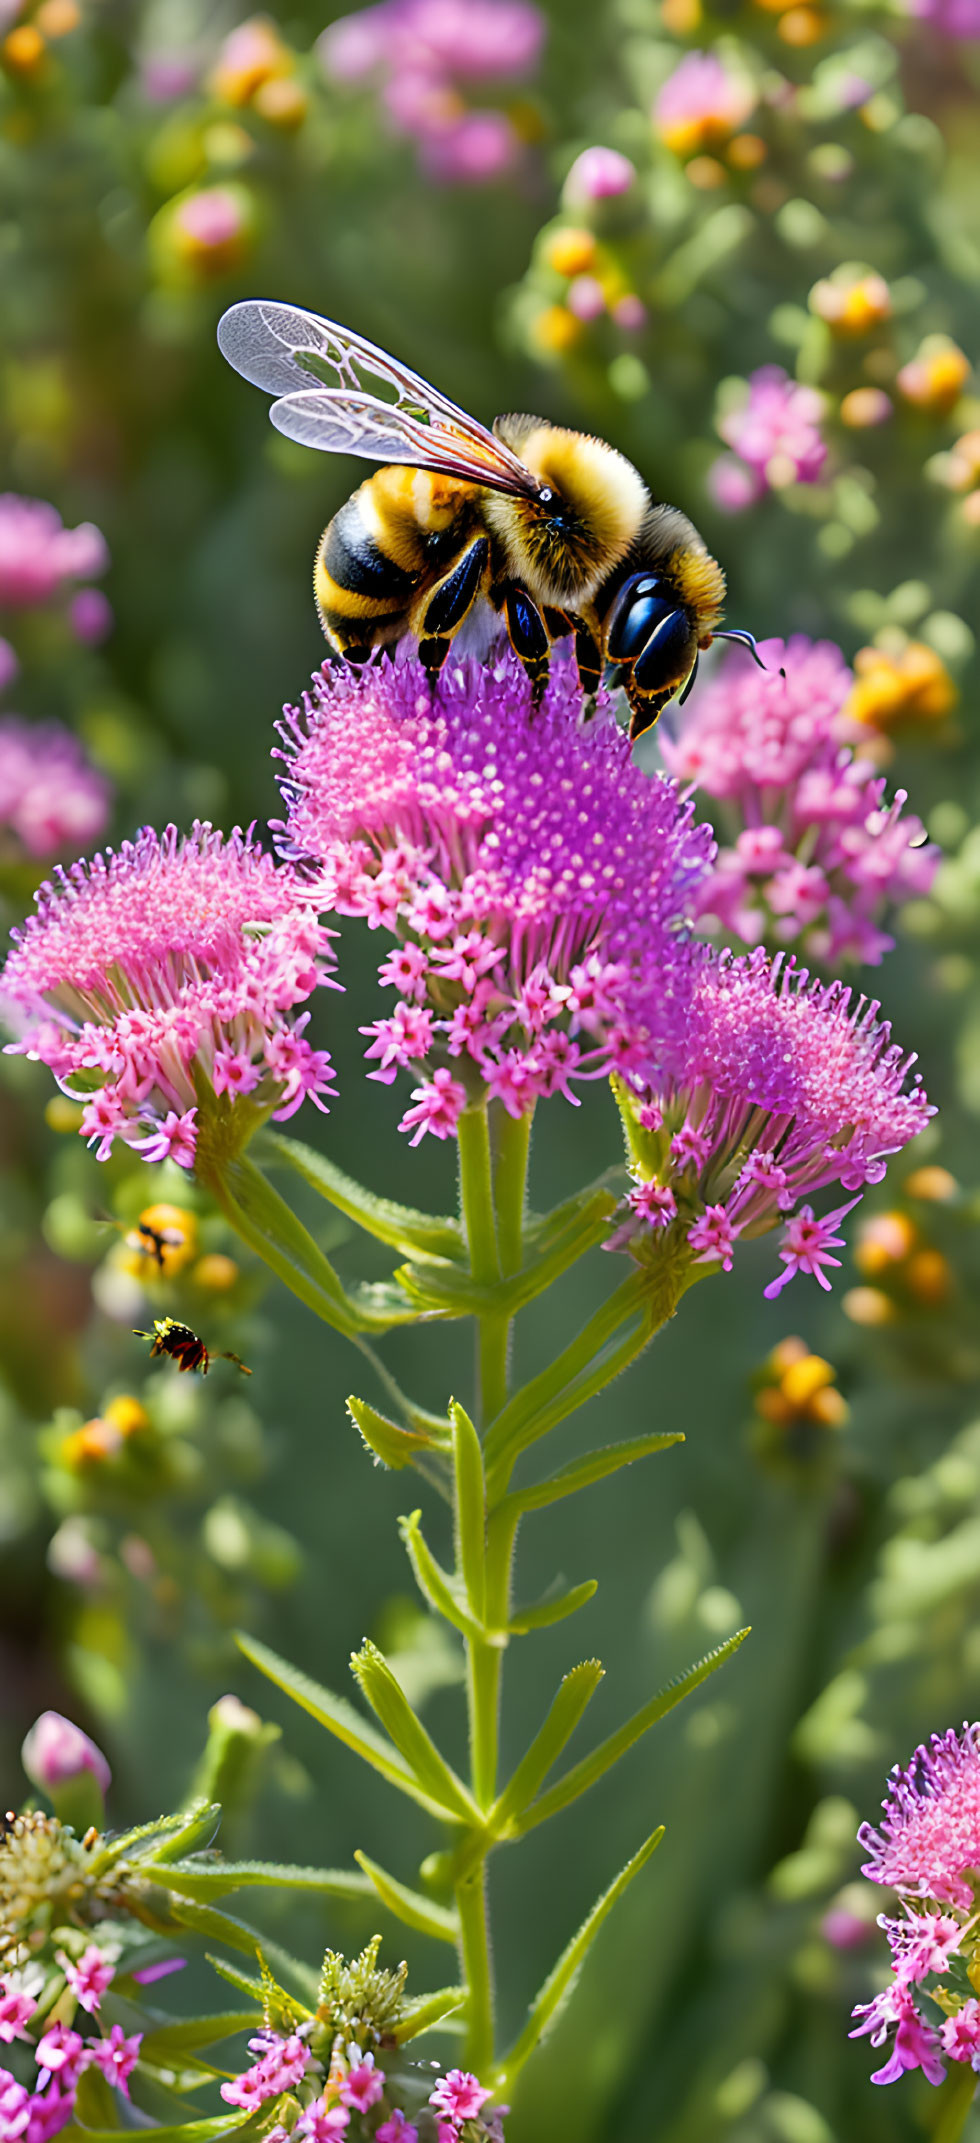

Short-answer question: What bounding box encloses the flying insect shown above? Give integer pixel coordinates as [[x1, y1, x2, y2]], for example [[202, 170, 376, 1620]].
[[217, 300, 767, 738], [135, 1317, 251, 1376]]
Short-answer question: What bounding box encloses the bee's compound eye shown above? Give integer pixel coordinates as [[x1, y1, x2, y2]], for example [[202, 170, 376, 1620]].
[[538, 487, 554, 504], [606, 575, 675, 664], [632, 609, 697, 695]]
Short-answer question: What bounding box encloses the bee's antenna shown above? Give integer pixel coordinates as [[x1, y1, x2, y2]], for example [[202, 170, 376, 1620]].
[[713, 629, 785, 679]]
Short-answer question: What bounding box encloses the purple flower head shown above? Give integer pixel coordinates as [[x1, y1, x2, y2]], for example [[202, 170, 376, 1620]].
[[220, 2029, 312, 2109], [718, 367, 827, 494], [276, 648, 714, 1134], [662, 638, 938, 964], [318, 0, 543, 179], [21, 1713, 110, 1797], [911, 0, 980, 37], [0, 495, 108, 611], [0, 824, 337, 1170], [850, 1985, 945, 2087], [611, 946, 932, 1293], [859, 1723, 980, 1909], [562, 145, 636, 204], [0, 719, 112, 862]]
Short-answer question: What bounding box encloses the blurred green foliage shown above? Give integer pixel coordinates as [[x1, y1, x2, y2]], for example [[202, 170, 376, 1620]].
[[2, 0, 980, 2137]]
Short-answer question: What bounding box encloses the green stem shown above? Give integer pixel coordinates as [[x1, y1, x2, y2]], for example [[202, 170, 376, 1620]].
[[933, 2065, 977, 2143], [494, 1106, 532, 1278], [456, 1861, 495, 2076], [457, 1104, 500, 1287]]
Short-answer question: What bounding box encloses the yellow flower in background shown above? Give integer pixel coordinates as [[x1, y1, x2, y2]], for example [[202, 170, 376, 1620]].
[[847, 641, 957, 733]]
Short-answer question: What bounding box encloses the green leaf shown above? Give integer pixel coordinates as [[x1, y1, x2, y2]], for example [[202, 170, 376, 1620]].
[[137, 2015, 260, 2059], [498, 1824, 665, 2083], [353, 1851, 461, 1944], [349, 1395, 449, 1468], [499, 1433, 684, 1518], [450, 1401, 486, 1622], [203, 1955, 266, 2006], [65, 2121, 246, 2142], [508, 1579, 598, 1634], [235, 1631, 451, 1821], [490, 1662, 605, 1834], [398, 1511, 483, 1638], [144, 1805, 223, 1867], [161, 1860, 372, 1903], [166, 1899, 318, 2003], [392, 1986, 466, 2043], [513, 1629, 750, 1834], [350, 1643, 479, 1822], [91, 1810, 206, 1873], [259, 1130, 464, 1263]]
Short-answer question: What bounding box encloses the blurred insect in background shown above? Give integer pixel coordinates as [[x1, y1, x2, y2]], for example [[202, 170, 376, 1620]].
[[218, 301, 768, 737], [134, 1317, 251, 1376]]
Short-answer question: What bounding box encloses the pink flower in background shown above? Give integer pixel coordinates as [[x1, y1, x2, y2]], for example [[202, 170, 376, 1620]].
[[717, 366, 827, 494], [911, 0, 980, 36], [0, 719, 111, 861], [662, 638, 938, 964], [57, 1947, 115, 2015], [654, 50, 755, 156], [0, 1982, 37, 2042], [69, 588, 113, 646], [562, 145, 636, 203], [21, 1711, 111, 1796], [318, 0, 543, 180], [429, 2070, 494, 2124], [0, 495, 108, 610], [0, 824, 337, 1169], [0, 638, 17, 694]]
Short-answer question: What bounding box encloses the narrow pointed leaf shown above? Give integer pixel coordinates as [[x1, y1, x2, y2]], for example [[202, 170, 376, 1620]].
[[450, 1401, 486, 1622], [396, 1192, 616, 1321], [399, 1511, 482, 1638], [161, 1859, 372, 1903], [203, 1955, 266, 2005], [235, 1632, 450, 1820], [166, 1899, 318, 2003], [201, 1148, 367, 1335], [514, 1629, 750, 1834], [91, 1810, 203, 1873], [499, 1433, 684, 1518], [137, 2016, 261, 2058], [349, 1396, 449, 1469], [392, 1987, 466, 2043], [491, 1663, 605, 1834], [350, 1642, 478, 1821], [508, 1579, 597, 1634], [65, 2122, 246, 2143], [142, 1805, 223, 1866], [260, 1130, 464, 1262], [499, 1824, 664, 2081], [354, 1852, 461, 1944]]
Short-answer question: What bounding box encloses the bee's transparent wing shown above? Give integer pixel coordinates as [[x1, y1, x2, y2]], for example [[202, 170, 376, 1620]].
[[218, 299, 536, 497], [268, 388, 540, 493]]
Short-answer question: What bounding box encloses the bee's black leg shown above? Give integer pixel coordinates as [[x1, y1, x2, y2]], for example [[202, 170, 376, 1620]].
[[504, 584, 551, 707], [418, 537, 491, 686], [418, 635, 453, 681], [543, 606, 572, 641], [568, 615, 603, 701], [626, 679, 671, 741]]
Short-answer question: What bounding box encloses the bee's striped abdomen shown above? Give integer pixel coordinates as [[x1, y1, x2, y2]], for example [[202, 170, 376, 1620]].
[[314, 492, 419, 657]]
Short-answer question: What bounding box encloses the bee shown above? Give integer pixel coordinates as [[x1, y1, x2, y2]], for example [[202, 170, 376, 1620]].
[[134, 1317, 251, 1376], [217, 300, 768, 738]]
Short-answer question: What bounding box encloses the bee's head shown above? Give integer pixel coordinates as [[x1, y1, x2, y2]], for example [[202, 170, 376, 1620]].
[[487, 419, 648, 605]]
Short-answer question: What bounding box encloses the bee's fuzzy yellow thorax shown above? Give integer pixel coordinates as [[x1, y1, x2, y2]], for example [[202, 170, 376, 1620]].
[[485, 425, 649, 605], [670, 542, 726, 639]]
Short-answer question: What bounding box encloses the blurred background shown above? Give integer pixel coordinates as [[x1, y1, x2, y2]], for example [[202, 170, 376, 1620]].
[[1, 0, 979, 2137]]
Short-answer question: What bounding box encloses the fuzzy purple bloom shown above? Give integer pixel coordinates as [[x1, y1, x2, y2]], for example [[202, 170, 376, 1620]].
[[662, 637, 938, 964]]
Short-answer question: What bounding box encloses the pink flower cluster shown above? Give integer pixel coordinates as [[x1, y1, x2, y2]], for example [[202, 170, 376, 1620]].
[[653, 50, 755, 156], [711, 367, 827, 509], [849, 1725, 980, 2089], [0, 1953, 140, 2141], [278, 647, 930, 1297], [0, 823, 337, 1170], [661, 637, 939, 965], [277, 648, 713, 1145], [911, 0, 980, 38], [608, 946, 932, 1296], [0, 719, 111, 863], [219, 2032, 500, 2143], [0, 495, 111, 640], [318, 0, 544, 182]]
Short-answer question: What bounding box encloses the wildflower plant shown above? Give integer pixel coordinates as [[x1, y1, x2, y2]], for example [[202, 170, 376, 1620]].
[[0, 618, 935, 2118]]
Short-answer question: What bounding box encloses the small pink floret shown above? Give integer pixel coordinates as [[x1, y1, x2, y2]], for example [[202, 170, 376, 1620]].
[[429, 2069, 494, 2124]]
